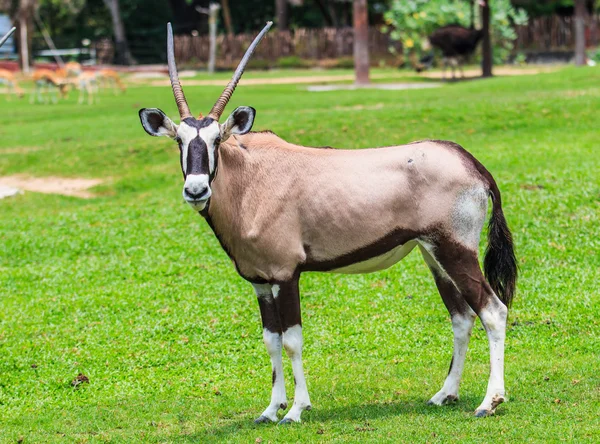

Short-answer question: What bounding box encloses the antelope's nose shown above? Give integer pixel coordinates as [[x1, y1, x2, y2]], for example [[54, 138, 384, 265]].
[[184, 184, 209, 200]]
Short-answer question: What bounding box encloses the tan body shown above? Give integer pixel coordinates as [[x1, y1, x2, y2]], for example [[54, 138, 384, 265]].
[[208, 134, 483, 282], [76, 71, 98, 104], [56, 61, 82, 78], [0, 69, 24, 99], [97, 69, 126, 94]]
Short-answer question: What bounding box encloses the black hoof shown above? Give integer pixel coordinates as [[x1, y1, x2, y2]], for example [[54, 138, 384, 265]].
[[278, 418, 294, 425], [474, 409, 492, 418], [254, 415, 273, 424]]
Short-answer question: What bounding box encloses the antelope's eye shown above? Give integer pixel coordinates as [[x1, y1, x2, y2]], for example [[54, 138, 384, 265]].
[[215, 136, 221, 145]]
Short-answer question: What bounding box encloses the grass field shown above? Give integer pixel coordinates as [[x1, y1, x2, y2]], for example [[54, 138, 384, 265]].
[[1, 67, 599, 442]]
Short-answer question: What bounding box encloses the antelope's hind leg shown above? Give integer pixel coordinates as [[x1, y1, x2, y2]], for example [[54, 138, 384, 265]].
[[420, 244, 476, 406], [421, 239, 508, 417], [253, 283, 287, 424]]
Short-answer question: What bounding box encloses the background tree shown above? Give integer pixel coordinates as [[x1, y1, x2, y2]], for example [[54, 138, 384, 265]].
[[353, 0, 369, 84], [14, 0, 37, 72], [276, 0, 289, 30], [481, 0, 492, 77], [221, 0, 233, 36], [574, 0, 587, 65], [102, 0, 134, 65]]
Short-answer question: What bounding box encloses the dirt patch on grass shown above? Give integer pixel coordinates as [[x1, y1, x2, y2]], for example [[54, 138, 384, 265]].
[[135, 66, 563, 87], [0, 146, 44, 154], [0, 175, 102, 198], [420, 65, 561, 79], [144, 74, 359, 87]]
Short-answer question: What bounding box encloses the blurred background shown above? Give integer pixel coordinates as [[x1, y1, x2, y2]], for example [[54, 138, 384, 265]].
[[0, 0, 598, 74]]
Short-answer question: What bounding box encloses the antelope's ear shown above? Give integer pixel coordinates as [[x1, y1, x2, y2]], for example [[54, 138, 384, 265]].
[[139, 108, 178, 138], [220, 106, 255, 141]]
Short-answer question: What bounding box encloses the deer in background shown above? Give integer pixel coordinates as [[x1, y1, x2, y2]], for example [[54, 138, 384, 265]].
[[76, 71, 99, 105], [0, 69, 24, 100], [30, 69, 70, 104], [56, 62, 97, 104], [56, 61, 83, 79], [96, 69, 126, 95], [139, 22, 517, 424]]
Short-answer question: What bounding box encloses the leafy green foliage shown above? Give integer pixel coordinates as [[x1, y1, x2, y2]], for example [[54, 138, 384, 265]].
[[0, 67, 599, 441], [384, 0, 528, 63]]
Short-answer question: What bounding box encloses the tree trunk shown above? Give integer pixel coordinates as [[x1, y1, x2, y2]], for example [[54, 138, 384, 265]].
[[276, 0, 289, 31], [590, 0, 598, 47], [17, 0, 36, 73], [353, 0, 369, 85], [574, 0, 587, 66], [481, 0, 492, 77], [221, 0, 234, 36], [198, 4, 220, 74], [102, 0, 135, 65], [18, 16, 30, 73]]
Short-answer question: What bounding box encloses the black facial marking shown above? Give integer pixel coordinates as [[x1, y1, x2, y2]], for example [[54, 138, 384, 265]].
[[180, 117, 220, 180], [182, 117, 215, 129], [177, 139, 185, 179], [186, 136, 209, 176], [210, 140, 220, 181]]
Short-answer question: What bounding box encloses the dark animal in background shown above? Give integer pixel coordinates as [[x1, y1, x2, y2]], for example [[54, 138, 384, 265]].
[[418, 25, 484, 79]]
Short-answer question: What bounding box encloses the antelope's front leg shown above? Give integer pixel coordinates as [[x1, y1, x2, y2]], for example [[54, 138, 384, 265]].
[[253, 284, 287, 423], [276, 279, 312, 424]]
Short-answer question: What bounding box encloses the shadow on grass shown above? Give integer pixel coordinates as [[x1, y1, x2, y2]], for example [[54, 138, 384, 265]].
[[175, 395, 487, 442]]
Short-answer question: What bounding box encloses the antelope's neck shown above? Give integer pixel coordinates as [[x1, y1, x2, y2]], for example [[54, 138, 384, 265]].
[[202, 139, 250, 254]]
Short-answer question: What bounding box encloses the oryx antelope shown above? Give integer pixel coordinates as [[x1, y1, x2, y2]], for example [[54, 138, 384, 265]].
[[139, 22, 517, 423]]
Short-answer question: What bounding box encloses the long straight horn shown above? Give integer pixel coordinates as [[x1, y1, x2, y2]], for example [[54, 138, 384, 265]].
[[208, 21, 273, 121], [167, 22, 192, 120]]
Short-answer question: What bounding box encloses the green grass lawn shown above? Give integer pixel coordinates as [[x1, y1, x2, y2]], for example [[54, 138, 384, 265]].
[[1, 66, 599, 442]]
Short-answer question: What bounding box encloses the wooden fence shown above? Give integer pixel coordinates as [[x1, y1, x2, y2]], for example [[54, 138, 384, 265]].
[[173, 27, 400, 68], [514, 14, 599, 51], [93, 14, 600, 66]]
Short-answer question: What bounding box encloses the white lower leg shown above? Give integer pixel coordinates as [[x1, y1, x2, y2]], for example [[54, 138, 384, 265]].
[[281, 325, 311, 423], [258, 329, 287, 421], [430, 309, 476, 405], [475, 301, 508, 415]]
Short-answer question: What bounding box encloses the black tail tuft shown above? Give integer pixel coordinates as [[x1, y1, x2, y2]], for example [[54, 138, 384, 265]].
[[484, 187, 518, 308]]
